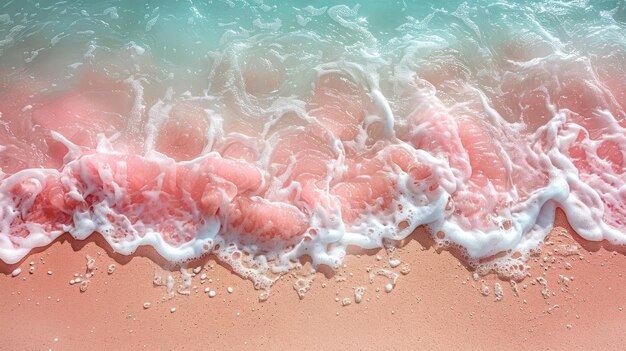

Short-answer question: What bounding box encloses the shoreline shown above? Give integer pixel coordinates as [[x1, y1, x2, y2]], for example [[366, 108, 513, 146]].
[[1, 210, 625, 350]]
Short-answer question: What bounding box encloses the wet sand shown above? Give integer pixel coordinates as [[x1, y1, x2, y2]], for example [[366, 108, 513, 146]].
[[1, 210, 625, 350]]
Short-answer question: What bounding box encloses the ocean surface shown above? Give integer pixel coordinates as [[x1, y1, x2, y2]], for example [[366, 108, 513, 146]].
[[1, 0, 625, 286]]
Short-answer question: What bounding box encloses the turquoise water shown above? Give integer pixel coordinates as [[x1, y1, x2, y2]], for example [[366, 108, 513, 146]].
[[2, 0, 625, 103]]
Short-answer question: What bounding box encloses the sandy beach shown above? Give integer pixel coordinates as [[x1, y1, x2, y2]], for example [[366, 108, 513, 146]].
[[1, 210, 624, 350]]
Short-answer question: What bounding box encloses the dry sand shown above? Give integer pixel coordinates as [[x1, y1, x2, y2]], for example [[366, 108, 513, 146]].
[[1, 210, 625, 350]]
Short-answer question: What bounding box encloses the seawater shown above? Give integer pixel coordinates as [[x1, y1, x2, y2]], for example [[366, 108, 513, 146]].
[[0, 0, 625, 288]]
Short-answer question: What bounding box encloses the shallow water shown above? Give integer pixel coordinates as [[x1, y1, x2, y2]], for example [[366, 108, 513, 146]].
[[0, 0, 625, 284]]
